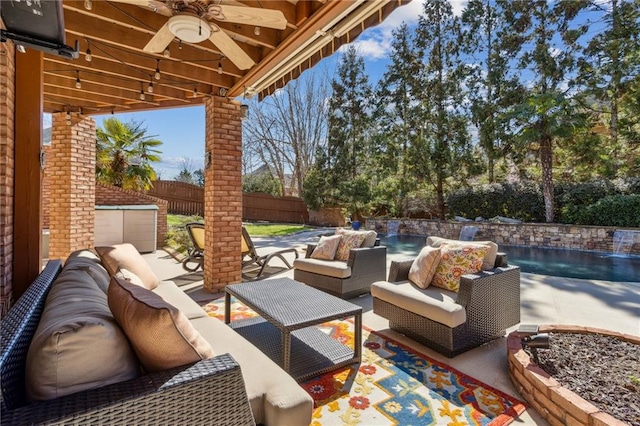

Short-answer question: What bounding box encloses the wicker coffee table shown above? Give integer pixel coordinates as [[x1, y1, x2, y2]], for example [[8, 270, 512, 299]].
[[225, 278, 362, 381]]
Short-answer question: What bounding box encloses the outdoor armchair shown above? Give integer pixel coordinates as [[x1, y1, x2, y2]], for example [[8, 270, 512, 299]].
[[182, 222, 205, 272], [241, 225, 299, 279]]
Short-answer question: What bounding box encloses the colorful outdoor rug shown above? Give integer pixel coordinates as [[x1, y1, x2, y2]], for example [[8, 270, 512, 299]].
[[203, 297, 526, 426]]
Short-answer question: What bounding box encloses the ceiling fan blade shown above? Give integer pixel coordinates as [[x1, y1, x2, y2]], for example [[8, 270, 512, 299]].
[[143, 22, 174, 53], [207, 5, 287, 30], [209, 28, 255, 70]]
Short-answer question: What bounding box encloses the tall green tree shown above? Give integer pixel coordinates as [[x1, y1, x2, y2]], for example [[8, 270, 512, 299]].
[[415, 0, 471, 218], [372, 23, 424, 216], [304, 46, 372, 220], [504, 0, 588, 222], [96, 117, 162, 191], [576, 0, 640, 176], [461, 0, 522, 183]]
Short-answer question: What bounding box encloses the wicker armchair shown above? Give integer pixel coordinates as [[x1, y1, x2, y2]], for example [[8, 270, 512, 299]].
[[294, 242, 387, 299], [372, 254, 521, 357], [0, 261, 255, 426]]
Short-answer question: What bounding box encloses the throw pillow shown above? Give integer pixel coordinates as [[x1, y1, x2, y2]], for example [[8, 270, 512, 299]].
[[114, 267, 146, 287], [96, 243, 160, 290], [432, 244, 488, 292], [335, 228, 378, 248], [108, 277, 215, 372], [427, 236, 498, 270], [408, 246, 442, 289], [334, 233, 367, 261], [310, 235, 342, 260]]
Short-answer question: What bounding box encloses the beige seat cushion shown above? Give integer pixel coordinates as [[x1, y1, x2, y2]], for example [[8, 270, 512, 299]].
[[64, 249, 111, 293], [310, 235, 341, 260], [408, 246, 441, 289], [191, 316, 313, 426], [108, 277, 214, 372], [293, 258, 351, 278], [96, 243, 160, 290], [371, 280, 466, 328], [26, 261, 140, 402], [427, 236, 498, 270], [152, 280, 208, 320]]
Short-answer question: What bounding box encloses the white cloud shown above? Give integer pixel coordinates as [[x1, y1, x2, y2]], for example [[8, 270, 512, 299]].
[[342, 0, 469, 61]]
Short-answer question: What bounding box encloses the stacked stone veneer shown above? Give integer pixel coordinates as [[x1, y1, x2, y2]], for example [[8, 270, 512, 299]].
[[0, 37, 15, 316], [203, 97, 243, 292], [507, 325, 637, 426], [95, 184, 168, 248], [367, 219, 640, 255]]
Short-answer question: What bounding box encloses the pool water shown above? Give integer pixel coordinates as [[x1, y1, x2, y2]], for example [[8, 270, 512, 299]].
[[378, 234, 640, 283]]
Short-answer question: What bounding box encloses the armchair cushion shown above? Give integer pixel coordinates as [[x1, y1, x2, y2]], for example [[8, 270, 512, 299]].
[[427, 236, 498, 270], [108, 277, 215, 373], [293, 258, 351, 279], [310, 235, 342, 260], [408, 246, 441, 289], [371, 281, 465, 328], [432, 244, 487, 292]]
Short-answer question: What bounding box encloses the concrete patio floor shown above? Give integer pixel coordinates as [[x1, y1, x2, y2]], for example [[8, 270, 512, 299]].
[[143, 229, 640, 426]]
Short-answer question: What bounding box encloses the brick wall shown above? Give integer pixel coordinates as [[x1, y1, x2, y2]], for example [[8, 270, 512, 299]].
[[0, 37, 15, 316], [203, 97, 243, 291], [48, 112, 95, 259], [42, 144, 50, 229], [96, 183, 168, 247], [367, 219, 640, 255]]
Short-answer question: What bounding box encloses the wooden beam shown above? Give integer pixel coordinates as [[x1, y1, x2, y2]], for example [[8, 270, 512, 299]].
[[13, 49, 43, 299]]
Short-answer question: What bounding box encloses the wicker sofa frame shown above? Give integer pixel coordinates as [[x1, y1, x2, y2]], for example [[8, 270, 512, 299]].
[[294, 243, 387, 299], [0, 260, 256, 426], [372, 254, 521, 357]]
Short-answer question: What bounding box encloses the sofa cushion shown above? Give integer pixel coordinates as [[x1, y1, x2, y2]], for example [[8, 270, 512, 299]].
[[191, 316, 313, 426], [432, 244, 487, 292], [152, 280, 208, 320], [64, 249, 111, 293], [336, 228, 377, 248], [108, 277, 215, 372], [96, 243, 160, 290], [408, 246, 441, 289], [334, 232, 366, 261], [427, 236, 498, 270], [26, 257, 140, 402], [371, 280, 466, 328], [293, 258, 351, 279], [310, 235, 341, 260]]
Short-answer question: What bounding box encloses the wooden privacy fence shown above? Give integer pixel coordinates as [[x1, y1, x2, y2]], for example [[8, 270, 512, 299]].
[[147, 181, 204, 216], [147, 181, 309, 223]]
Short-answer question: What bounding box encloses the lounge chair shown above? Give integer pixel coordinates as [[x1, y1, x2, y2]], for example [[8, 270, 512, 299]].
[[241, 226, 299, 279], [182, 222, 205, 272]]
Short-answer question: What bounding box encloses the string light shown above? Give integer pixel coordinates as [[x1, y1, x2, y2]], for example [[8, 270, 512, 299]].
[[154, 59, 161, 80], [178, 40, 182, 49], [85, 41, 92, 62], [75, 71, 82, 89], [148, 78, 154, 93], [139, 83, 145, 101], [163, 48, 170, 58], [217, 61, 223, 75], [84, 0, 92, 10], [254, 26, 260, 36], [65, 110, 71, 125], [193, 87, 198, 97]]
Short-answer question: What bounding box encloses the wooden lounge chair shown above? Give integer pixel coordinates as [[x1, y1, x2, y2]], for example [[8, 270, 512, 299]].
[[241, 226, 299, 280], [182, 222, 205, 272]]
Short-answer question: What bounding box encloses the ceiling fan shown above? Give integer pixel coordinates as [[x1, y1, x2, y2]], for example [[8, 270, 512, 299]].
[[110, 0, 287, 70]]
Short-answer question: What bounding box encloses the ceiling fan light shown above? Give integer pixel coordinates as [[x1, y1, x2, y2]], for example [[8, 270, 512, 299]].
[[168, 14, 212, 43]]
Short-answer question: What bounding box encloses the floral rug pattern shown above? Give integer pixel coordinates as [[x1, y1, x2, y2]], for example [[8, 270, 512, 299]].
[[203, 297, 526, 426]]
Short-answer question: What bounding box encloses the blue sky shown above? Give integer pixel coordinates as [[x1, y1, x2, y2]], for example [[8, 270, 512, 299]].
[[86, 0, 435, 179]]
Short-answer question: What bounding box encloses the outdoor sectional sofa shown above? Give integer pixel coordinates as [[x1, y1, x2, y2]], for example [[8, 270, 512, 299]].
[[0, 248, 313, 425], [371, 238, 521, 357]]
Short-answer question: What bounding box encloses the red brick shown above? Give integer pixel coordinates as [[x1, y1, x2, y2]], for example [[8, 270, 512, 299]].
[[550, 386, 599, 424], [524, 363, 561, 397], [591, 411, 627, 426]]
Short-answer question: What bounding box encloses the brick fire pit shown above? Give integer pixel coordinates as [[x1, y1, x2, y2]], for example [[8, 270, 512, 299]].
[[507, 325, 638, 426]]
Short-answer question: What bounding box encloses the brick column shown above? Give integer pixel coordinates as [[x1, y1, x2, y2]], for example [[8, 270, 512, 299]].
[[203, 97, 243, 292], [48, 112, 95, 259], [0, 39, 16, 316]]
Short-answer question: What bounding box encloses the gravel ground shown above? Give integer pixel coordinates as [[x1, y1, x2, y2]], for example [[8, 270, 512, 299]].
[[530, 332, 639, 426]]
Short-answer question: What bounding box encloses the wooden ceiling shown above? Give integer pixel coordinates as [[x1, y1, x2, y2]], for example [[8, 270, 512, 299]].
[[43, 0, 410, 115]]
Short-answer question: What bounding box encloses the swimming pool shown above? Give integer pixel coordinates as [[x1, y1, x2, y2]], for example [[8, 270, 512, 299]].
[[378, 234, 640, 283]]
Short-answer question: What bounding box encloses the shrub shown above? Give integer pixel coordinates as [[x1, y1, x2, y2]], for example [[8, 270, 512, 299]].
[[165, 215, 203, 254], [573, 195, 640, 227], [556, 180, 621, 223]]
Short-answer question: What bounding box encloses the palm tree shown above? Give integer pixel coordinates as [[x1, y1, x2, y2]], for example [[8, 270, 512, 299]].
[[96, 117, 162, 191]]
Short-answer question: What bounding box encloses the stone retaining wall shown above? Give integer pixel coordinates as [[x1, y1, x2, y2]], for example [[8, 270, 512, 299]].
[[366, 219, 640, 255], [507, 325, 637, 426]]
